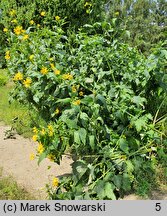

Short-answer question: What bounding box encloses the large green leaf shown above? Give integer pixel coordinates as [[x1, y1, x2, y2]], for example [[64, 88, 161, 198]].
[[119, 138, 129, 154], [79, 128, 87, 145]]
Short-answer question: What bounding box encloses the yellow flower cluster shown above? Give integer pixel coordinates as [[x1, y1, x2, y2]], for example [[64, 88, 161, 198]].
[[72, 85, 77, 93], [73, 100, 81, 106], [32, 134, 38, 142], [40, 67, 48, 75], [55, 108, 60, 115], [55, 16, 60, 21], [47, 154, 55, 162], [3, 28, 8, 33], [23, 77, 32, 88], [13, 72, 23, 81], [33, 127, 38, 134], [40, 11, 46, 16], [52, 177, 59, 187], [29, 54, 34, 61], [41, 128, 46, 135], [29, 20, 35, 25], [11, 19, 17, 24], [5, 51, 10, 60], [9, 9, 16, 16], [37, 142, 44, 154], [48, 124, 54, 137], [14, 26, 24, 35], [29, 153, 35, 161], [22, 34, 29, 40], [54, 69, 60, 75], [62, 73, 73, 80]]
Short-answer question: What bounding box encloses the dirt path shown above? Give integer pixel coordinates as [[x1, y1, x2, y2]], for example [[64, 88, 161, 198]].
[[0, 123, 72, 199]]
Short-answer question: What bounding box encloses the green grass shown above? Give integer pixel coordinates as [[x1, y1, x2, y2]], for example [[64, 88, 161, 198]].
[[0, 69, 45, 137], [0, 168, 35, 200]]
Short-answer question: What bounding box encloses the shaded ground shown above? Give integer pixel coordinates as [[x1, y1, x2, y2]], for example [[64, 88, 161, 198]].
[[0, 122, 166, 200]]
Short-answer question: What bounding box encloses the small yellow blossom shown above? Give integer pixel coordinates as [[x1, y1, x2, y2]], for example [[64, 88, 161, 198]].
[[62, 73, 73, 80], [41, 128, 46, 135], [52, 177, 59, 187], [55, 16, 60, 21], [72, 85, 77, 93], [9, 9, 16, 16], [5, 51, 10, 60], [13, 72, 23, 81], [37, 24, 40, 28], [23, 77, 32, 88], [49, 57, 54, 61], [55, 108, 60, 115], [29, 54, 34, 61], [40, 11, 46, 16], [3, 28, 8, 32], [79, 91, 84, 96], [40, 67, 48, 75], [48, 124, 53, 131], [32, 134, 37, 142], [37, 142, 44, 154], [33, 127, 38, 134], [29, 20, 35, 25], [115, 11, 119, 16], [29, 153, 35, 161], [11, 19, 17, 24], [54, 69, 60, 75], [14, 26, 23, 35], [84, 2, 92, 7], [47, 154, 55, 162], [50, 63, 55, 70], [22, 34, 29, 40], [48, 124, 54, 137], [73, 100, 81, 106]]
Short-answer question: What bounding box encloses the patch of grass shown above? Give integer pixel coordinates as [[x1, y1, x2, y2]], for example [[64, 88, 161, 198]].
[[0, 69, 9, 86], [0, 69, 45, 137], [0, 168, 35, 200]]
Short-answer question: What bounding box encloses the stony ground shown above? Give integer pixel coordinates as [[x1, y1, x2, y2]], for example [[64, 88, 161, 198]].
[[0, 122, 166, 200]]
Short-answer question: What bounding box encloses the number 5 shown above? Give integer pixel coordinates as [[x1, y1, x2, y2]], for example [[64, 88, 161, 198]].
[[155, 203, 161, 211]]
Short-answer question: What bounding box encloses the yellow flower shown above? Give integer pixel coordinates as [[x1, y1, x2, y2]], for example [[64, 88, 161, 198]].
[[73, 100, 81, 106], [50, 63, 55, 70], [54, 69, 60, 75], [40, 11, 46, 16], [72, 85, 77, 93], [55, 16, 60, 21], [3, 28, 8, 32], [23, 77, 32, 88], [52, 177, 59, 187], [84, 2, 92, 7], [79, 91, 84, 96], [115, 11, 119, 16], [29, 54, 34, 60], [47, 154, 55, 162], [41, 128, 46, 135], [29, 153, 35, 161], [62, 73, 73, 80], [49, 57, 54, 61], [48, 124, 53, 131], [13, 72, 23, 81], [48, 124, 54, 137], [55, 108, 60, 115], [5, 51, 10, 60], [14, 26, 23, 35], [32, 134, 37, 142], [33, 127, 38, 134], [22, 34, 29, 40], [9, 9, 16, 16], [37, 24, 40, 28], [40, 67, 48, 75], [37, 142, 44, 154], [11, 19, 17, 24], [29, 20, 35, 25]]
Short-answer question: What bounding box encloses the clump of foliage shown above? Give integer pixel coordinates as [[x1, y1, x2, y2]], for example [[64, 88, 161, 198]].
[[5, 15, 167, 199]]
